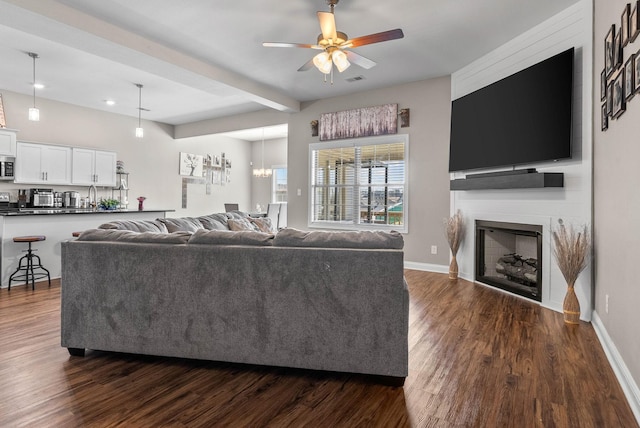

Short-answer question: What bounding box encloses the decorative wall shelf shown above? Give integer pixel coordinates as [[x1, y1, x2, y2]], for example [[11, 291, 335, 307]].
[[450, 172, 564, 191]]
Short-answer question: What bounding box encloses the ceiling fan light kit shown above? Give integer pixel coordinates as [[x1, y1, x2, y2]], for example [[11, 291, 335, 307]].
[[263, 0, 403, 82]]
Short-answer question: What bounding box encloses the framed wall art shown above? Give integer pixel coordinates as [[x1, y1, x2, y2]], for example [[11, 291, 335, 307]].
[[631, 2, 640, 43], [605, 24, 616, 77], [612, 69, 626, 119], [601, 103, 608, 131], [614, 29, 623, 69], [624, 55, 635, 101], [607, 82, 614, 115], [179, 152, 204, 177], [622, 3, 631, 47], [601, 69, 607, 101], [319, 103, 398, 141], [635, 49, 640, 93]]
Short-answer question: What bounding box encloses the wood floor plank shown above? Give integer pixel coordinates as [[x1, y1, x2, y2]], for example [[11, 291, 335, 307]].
[[0, 273, 637, 427]]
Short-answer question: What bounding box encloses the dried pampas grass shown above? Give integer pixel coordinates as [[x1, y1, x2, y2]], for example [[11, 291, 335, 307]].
[[552, 219, 591, 285], [444, 210, 464, 256]]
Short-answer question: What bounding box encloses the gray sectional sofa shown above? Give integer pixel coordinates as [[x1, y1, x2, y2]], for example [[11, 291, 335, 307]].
[[60, 212, 409, 384]]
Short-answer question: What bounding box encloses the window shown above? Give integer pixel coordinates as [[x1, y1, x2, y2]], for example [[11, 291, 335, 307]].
[[272, 166, 287, 203], [309, 134, 408, 232]]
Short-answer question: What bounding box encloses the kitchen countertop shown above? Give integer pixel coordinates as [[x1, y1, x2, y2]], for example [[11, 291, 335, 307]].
[[0, 208, 174, 216]]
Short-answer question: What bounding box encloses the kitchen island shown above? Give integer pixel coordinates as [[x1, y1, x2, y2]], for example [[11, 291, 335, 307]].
[[0, 209, 173, 288]]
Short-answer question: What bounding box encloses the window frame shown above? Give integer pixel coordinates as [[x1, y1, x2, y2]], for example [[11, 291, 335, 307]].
[[271, 164, 287, 203], [308, 134, 409, 233]]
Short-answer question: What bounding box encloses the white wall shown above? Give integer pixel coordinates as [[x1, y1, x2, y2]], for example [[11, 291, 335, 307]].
[[286, 77, 453, 269], [593, 0, 640, 421], [450, 1, 593, 318], [250, 137, 287, 211]]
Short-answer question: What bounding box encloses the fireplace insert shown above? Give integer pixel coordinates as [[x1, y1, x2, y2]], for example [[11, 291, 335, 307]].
[[475, 220, 542, 301]]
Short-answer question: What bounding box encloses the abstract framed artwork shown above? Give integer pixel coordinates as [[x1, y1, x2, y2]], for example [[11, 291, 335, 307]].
[[624, 55, 635, 101], [601, 69, 607, 101], [631, 2, 640, 43], [635, 49, 640, 93], [605, 24, 615, 77], [622, 3, 631, 47], [319, 103, 398, 141], [612, 69, 626, 119], [601, 103, 608, 131], [179, 152, 204, 177]]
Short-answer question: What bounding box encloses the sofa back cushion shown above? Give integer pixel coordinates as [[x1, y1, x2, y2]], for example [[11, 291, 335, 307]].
[[248, 217, 275, 233], [273, 228, 404, 249], [188, 229, 274, 246], [78, 229, 192, 244], [98, 219, 168, 233], [197, 213, 229, 230], [157, 217, 204, 233]]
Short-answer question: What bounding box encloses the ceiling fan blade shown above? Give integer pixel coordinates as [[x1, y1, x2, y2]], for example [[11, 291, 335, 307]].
[[297, 58, 315, 72], [317, 11, 337, 41], [263, 42, 322, 49], [343, 29, 404, 48], [345, 50, 377, 69]]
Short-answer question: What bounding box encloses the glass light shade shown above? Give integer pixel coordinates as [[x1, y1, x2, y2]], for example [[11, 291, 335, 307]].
[[252, 168, 273, 178], [332, 50, 350, 72], [313, 52, 332, 74], [135, 127, 144, 138], [28, 107, 40, 121]]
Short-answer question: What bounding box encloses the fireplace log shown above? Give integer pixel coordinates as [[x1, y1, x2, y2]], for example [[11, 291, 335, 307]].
[[495, 253, 538, 285]]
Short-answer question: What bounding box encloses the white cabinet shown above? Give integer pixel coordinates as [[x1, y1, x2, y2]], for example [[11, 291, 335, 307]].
[[71, 148, 116, 186], [15, 142, 72, 184], [0, 129, 17, 156]]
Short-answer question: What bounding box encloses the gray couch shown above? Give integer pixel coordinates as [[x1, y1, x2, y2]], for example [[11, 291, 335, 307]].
[[61, 219, 409, 384]]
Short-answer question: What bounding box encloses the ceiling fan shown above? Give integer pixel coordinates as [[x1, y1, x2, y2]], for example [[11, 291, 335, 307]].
[[263, 0, 404, 81]]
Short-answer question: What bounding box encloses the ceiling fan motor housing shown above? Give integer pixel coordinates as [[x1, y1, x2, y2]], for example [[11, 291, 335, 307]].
[[317, 31, 348, 47]]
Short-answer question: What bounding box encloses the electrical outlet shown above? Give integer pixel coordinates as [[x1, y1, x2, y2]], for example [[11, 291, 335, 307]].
[[431, 245, 437, 255], [605, 294, 609, 314]]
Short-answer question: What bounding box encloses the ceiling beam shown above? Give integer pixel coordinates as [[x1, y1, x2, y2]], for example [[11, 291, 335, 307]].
[[0, 0, 300, 113]]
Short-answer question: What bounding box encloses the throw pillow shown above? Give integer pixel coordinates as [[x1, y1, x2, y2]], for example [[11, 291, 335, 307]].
[[248, 217, 274, 233], [227, 218, 258, 231], [157, 217, 204, 233], [98, 220, 168, 233]]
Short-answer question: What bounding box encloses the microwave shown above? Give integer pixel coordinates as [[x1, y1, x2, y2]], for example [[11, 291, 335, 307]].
[[0, 156, 15, 180]]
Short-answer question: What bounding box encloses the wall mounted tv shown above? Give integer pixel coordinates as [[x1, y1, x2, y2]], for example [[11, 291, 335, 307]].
[[449, 47, 574, 173]]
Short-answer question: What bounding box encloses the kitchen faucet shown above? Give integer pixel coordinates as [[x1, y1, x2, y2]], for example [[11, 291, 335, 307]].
[[88, 184, 97, 209]]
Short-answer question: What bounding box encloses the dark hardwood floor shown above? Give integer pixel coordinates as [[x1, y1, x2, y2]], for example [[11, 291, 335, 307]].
[[0, 271, 636, 427]]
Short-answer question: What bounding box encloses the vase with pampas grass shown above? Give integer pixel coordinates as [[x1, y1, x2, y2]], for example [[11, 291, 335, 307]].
[[444, 210, 464, 280], [552, 219, 590, 325]]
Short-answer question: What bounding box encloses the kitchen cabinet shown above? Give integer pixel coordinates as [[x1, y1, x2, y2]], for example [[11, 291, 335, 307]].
[[15, 142, 72, 184], [72, 148, 116, 186], [0, 129, 17, 156]]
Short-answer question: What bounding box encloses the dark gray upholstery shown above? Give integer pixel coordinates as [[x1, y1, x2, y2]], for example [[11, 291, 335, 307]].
[[157, 217, 204, 233], [274, 228, 405, 249], [189, 229, 274, 246], [60, 232, 408, 380], [79, 229, 192, 244], [99, 219, 168, 233]]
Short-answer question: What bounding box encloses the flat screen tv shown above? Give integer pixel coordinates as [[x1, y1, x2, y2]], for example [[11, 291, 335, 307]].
[[449, 48, 574, 173]]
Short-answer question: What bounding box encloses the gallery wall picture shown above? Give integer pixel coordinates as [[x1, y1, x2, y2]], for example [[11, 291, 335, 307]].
[[624, 55, 635, 101], [612, 69, 626, 119], [179, 152, 204, 177], [319, 103, 398, 141]]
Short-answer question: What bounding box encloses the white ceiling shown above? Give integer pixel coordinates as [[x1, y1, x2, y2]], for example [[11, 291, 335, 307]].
[[0, 0, 579, 135]]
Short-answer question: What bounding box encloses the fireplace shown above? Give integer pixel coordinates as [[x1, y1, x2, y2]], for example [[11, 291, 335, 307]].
[[475, 220, 542, 301]]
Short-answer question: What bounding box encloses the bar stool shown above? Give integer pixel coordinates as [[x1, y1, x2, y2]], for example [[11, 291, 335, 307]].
[[8, 236, 51, 291]]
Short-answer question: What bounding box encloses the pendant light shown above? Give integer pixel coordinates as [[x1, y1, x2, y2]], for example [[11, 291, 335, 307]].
[[252, 128, 272, 178], [28, 52, 40, 121], [135, 83, 144, 138]]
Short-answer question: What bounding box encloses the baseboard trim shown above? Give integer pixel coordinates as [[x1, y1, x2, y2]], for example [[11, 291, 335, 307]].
[[591, 311, 640, 424], [403, 261, 448, 274]]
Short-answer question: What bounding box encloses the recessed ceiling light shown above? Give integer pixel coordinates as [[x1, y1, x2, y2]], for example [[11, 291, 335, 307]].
[[33, 83, 44, 89], [104, 100, 116, 106]]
